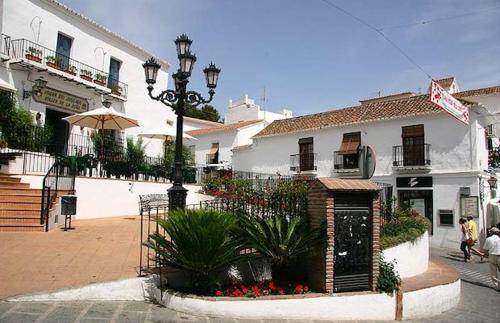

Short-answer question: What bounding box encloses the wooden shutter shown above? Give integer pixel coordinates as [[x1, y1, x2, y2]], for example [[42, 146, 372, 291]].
[[402, 125, 424, 138], [338, 132, 361, 155]]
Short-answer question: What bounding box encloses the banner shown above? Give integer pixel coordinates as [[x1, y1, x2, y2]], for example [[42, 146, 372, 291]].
[[430, 80, 469, 125], [33, 87, 89, 114]]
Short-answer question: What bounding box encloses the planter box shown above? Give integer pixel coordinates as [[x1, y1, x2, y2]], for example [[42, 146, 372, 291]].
[[94, 80, 106, 86], [65, 70, 77, 76], [25, 54, 42, 63], [111, 90, 122, 96], [47, 62, 62, 70], [80, 75, 93, 82]]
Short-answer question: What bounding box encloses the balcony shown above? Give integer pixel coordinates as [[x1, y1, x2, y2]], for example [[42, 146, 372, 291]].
[[8, 38, 128, 99], [290, 153, 317, 172], [333, 150, 361, 176], [392, 144, 431, 173], [206, 154, 219, 165], [489, 147, 500, 169]]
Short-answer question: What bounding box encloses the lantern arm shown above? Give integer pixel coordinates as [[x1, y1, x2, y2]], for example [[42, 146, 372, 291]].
[[147, 86, 177, 107], [185, 89, 214, 108]]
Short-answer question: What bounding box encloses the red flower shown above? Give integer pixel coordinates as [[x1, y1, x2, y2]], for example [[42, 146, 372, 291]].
[[303, 285, 309, 293], [215, 290, 223, 296], [268, 281, 278, 291], [294, 284, 304, 294], [277, 288, 285, 295], [231, 288, 243, 297], [251, 285, 261, 297], [241, 285, 249, 294]]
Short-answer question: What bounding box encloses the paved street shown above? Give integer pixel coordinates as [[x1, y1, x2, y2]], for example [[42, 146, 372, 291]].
[[0, 248, 499, 323]]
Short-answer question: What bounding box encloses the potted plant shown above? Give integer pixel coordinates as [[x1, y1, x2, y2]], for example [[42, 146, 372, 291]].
[[46, 56, 62, 70], [25, 47, 42, 63], [65, 65, 77, 76], [80, 69, 93, 82], [94, 73, 107, 86], [111, 84, 122, 96]]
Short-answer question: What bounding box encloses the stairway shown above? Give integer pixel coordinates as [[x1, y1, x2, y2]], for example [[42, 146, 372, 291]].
[[0, 175, 45, 232]]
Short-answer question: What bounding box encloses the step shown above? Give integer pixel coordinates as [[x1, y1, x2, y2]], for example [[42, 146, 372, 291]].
[[0, 195, 41, 203], [0, 224, 44, 232], [0, 217, 40, 224], [0, 188, 42, 195], [0, 209, 40, 217], [0, 202, 41, 210], [0, 212, 41, 219], [0, 176, 21, 183], [0, 182, 30, 189]]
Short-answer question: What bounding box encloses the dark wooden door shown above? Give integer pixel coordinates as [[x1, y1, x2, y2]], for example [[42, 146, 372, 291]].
[[334, 195, 373, 292]]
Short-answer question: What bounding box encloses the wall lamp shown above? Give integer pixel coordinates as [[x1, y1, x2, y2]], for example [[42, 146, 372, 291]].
[[23, 76, 47, 99]]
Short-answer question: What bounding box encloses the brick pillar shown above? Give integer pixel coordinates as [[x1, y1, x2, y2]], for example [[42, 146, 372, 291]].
[[372, 192, 381, 291], [307, 180, 334, 293]]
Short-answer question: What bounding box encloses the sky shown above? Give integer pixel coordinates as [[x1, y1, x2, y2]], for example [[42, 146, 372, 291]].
[[59, 0, 500, 117]]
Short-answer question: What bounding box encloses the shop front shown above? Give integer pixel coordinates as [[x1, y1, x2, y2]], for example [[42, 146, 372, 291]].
[[397, 176, 434, 233]]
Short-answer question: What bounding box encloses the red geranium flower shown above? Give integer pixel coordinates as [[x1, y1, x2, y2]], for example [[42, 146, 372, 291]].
[[215, 290, 223, 296], [303, 285, 309, 293], [268, 281, 277, 291], [251, 285, 261, 297], [294, 284, 304, 294], [277, 288, 285, 295]]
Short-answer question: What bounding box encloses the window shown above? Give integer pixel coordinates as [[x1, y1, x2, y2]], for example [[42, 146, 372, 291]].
[[56, 33, 72, 70], [207, 143, 219, 164], [402, 124, 425, 166], [299, 137, 314, 171], [108, 57, 121, 89], [338, 132, 361, 169], [439, 210, 454, 227]]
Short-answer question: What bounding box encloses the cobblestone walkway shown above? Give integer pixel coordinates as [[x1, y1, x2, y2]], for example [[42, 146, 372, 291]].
[[0, 248, 499, 322]]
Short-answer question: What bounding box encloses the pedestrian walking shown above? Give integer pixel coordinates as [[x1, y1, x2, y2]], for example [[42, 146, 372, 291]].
[[482, 227, 500, 290], [459, 217, 471, 262], [466, 216, 484, 260]]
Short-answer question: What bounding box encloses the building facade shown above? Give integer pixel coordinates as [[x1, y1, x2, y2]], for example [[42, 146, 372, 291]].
[[0, 0, 175, 156], [233, 79, 500, 248]]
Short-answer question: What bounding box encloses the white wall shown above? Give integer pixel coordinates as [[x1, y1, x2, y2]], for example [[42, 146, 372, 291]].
[[3, 0, 174, 157], [403, 280, 460, 320], [382, 232, 429, 278], [193, 131, 237, 166], [225, 95, 291, 124]]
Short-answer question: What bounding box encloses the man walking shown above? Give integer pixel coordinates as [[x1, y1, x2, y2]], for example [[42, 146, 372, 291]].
[[483, 227, 500, 290]]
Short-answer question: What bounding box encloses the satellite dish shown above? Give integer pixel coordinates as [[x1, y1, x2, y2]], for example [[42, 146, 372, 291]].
[[359, 146, 376, 179]]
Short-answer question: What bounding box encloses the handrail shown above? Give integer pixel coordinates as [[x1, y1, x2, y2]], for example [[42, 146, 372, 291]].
[[40, 159, 76, 231], [9, 38, 128, 98]]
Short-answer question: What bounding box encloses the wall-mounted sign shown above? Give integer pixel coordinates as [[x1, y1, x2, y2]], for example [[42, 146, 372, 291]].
[[430, 80, 469, 125], [33, 87, 89, 114], [396, 176, 433, 188], [460, 196, 479, 218]]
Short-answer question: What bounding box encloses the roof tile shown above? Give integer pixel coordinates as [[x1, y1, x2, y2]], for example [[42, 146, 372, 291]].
[[187, 120, 263, 136]]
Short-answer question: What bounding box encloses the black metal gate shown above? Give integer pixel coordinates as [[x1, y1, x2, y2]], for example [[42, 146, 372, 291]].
[[333, 194, 373, 292]]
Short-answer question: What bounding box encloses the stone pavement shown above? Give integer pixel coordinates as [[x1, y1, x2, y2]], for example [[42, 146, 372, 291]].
[[1, 248, 499, 322], [0, 216, 143, 299]]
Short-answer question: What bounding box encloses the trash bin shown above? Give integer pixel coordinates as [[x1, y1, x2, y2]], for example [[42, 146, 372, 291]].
[[61, 195, 77, 231]]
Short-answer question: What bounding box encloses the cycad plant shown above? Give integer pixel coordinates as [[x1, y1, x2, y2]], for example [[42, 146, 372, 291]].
[[234, 215, 326, 284], [145, 209, 243, 294]]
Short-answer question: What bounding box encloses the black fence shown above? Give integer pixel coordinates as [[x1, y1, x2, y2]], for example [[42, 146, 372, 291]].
[[290, 153, 317, 172], [392, 144, 431, 167], [333, 150, 360, 170], [10, 38, 128, 98]]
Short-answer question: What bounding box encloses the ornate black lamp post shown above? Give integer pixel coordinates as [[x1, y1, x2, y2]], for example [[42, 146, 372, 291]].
[[143, 34, 220, 210]]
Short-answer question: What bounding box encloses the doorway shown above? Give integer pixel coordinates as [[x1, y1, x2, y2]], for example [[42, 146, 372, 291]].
[[45, 108, 70, 155], [398, 189, 433, 233], [333, 194, 373, 292]]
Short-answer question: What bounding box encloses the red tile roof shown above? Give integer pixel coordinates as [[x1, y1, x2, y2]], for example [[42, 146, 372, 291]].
[[455, 85, 500, 98], [187, 120, 263, 136], [254, 94, 445, 138], [435, 77, 455, 89], [317, 178, 381, 191]]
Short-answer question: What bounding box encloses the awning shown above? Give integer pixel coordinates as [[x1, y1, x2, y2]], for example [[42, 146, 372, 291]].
[[0, 78, 16, 93], [402, 124, 424, 137], [207, 143, 219, 160], [338, 132, 360, 155]]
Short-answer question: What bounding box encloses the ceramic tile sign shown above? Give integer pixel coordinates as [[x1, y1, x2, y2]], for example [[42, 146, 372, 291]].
[[33, 87, 89, 114], [460, 196, 479, 218]]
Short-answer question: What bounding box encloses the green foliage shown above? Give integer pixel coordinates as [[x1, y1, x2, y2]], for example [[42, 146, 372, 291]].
[[162, 140, 193, 168], [233, 215, 326, 284], [185, 104, 221, 122], [380, 208, 431, 250], [58, 154, 96, 173], [377, 255, 401, 295], [126, 136, 145, 168], [145, 209, 243, 293], [91, 130, 123, 160]]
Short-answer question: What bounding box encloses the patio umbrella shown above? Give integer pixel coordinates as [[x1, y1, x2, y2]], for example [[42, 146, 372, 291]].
[[62, 106, 139, 160], [138, 124, 197, 141]]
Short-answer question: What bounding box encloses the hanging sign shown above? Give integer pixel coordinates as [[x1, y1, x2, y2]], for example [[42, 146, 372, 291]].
[[33, 87, 89, 114], [430, 80, 469, 125]]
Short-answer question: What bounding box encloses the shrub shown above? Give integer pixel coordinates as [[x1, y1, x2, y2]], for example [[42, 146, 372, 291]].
[[233, 215, 326, 285], [145, 209, 243, 294], [377, 255, 401, 295], [380, 208, 431, 249]]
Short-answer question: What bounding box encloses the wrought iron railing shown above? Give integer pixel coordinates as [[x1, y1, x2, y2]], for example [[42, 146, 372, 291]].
[[392, 144, 431, 167], [489, 147, 500, 169], [40, 160, 76, 231], [290, 153, 317, 172], [9, 38, 128, 98], [333, 150, 360, 170]]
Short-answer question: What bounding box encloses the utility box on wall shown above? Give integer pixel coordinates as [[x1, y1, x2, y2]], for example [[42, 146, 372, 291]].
[[307, 178, 381, 293]]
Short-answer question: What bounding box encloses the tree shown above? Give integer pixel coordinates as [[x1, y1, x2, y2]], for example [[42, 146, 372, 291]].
[[184, 104, 221, 122]]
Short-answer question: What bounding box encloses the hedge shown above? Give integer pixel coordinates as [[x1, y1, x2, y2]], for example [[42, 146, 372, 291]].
[[380, 210, 431, 250]]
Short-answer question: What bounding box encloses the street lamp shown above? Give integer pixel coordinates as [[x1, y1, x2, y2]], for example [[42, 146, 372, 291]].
[[143, 35, 220, 210]]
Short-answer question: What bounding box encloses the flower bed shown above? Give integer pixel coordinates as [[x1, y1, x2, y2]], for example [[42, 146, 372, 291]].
[[380, 208, 431, 250], [214, 281, 309, 298]]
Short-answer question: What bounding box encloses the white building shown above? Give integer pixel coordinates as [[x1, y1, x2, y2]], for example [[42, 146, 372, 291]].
[[186, 95, 292, 167], [233, 78, 500, 248], [0, 0, 179, 156]]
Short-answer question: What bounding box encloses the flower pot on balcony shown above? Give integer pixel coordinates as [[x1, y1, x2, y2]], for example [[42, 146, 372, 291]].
[[47, 62, 62, 70], [65, 70, 77, 76], [94, 80, 106, 86], [81, 75, 93, 82], [111, 89, 122, 96], [25, 54, 42, 63]]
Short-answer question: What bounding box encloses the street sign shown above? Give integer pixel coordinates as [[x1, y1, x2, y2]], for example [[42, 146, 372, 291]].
[[430, 80, 469, 125]]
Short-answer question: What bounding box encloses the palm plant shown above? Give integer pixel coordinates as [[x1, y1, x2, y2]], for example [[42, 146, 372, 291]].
[[145, 209, 243, 293], [234, 215, 326, 284]]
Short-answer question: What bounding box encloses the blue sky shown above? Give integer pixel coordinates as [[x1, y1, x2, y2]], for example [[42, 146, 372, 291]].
[[60, 0, 500, 117]]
